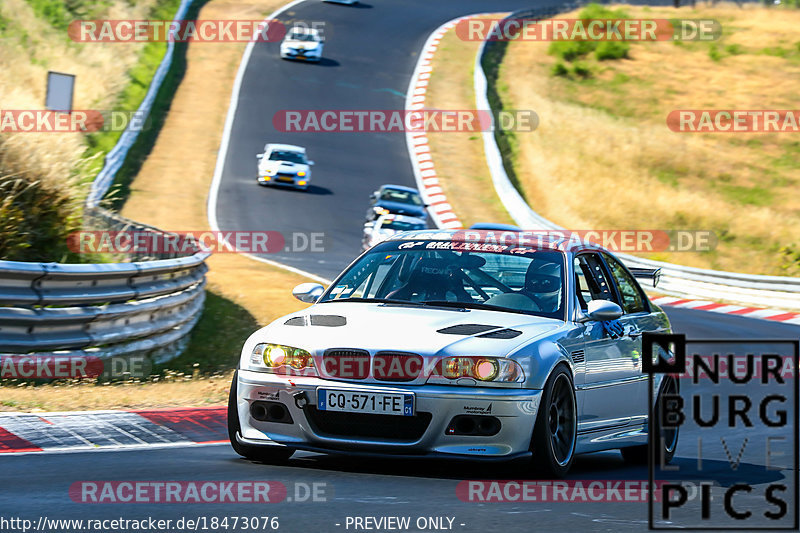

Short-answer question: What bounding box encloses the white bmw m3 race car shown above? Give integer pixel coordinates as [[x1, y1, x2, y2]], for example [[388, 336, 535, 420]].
[[228, 230, 676, 477]]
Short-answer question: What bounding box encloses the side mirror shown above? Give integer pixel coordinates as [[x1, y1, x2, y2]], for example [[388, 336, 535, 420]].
[[256, 153, 264, 159], [307, 160, 315, 166], [292, 283, 324, 304], [580, 299, 623, 322]]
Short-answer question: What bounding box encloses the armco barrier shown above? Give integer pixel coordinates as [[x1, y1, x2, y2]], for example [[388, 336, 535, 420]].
[[470, 7, 800, 311]]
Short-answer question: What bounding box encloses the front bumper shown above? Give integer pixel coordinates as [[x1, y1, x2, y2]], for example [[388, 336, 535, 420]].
[[258, 176, 308, 188], [237, 369, 542, 458], [280, 50, 321, 61]]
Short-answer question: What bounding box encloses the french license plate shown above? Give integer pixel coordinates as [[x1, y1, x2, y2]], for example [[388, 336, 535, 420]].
[[276, 177, 294, 183], [317, 389, 414, 416]]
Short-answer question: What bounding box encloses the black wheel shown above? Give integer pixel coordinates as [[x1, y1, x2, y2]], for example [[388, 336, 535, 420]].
[[227, 371, 294, 463], [621, 375, 679, 465], [530, 365, 577, 478]]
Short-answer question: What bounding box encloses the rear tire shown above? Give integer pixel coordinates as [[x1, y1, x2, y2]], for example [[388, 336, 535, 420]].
[[227, 371, 294, 463], [621, 375, 679, 465], [530, 365, 577, 478]]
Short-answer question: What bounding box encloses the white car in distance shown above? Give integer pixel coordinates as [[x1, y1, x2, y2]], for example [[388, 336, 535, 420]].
[[257, 144, 314, 190], [280, 27, 324, 62], [362, 214, 427, 251]]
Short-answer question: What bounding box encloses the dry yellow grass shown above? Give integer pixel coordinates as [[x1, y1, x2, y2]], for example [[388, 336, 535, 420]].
[[0, 0, 157, 202], [5, 0, 312, 411], [0, 372, 234, 412], [495, 4, 800, 274], [424, 14, 515, 227]]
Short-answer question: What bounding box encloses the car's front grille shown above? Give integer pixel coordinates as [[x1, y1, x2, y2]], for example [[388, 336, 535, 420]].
[[305, 407, 432, 441], [373, 352, 423, 382], [322, 349, 370, 379]]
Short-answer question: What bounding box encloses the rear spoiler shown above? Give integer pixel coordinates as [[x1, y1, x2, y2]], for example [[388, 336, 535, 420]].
[[629, 267, 661, 288]]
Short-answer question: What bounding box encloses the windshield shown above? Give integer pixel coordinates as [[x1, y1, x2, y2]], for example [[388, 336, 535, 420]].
[[288, 32, 318, 42], [379, 219, 425, 231], [380, 188, 422, 206], [320, 240, 565, 319], [269, 150, 306, 164]]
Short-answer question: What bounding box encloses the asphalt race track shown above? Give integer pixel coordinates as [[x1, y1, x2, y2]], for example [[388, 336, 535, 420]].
[[3, 1, 798, 532]]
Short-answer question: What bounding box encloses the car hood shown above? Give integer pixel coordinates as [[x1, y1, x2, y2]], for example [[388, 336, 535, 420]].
[[375, 200, 426, 217], [259, 160, 309, 174], [252, 301, 565, 359], [282, 39, 321, 49]]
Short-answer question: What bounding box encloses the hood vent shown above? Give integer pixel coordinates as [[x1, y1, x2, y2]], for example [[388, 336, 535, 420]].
[[478, 328, 522, 339], [570, 349, 585, 364], [437, 324, 500, 336], [284, 315, 347, 327], [310, 315, 347, 327]]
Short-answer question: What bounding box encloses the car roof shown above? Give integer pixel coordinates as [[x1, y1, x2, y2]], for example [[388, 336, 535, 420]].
[[385, 229, 608, 254], [265, 143, 306, 153], [379, 184, 419, 194]]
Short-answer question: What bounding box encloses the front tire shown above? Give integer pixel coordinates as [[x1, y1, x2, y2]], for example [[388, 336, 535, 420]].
[[227, 371, 294, 463], [621, 375, 679, 465], [530, 365, 577, 478]]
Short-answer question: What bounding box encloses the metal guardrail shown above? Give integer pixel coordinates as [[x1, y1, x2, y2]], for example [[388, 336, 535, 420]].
[[474, 6, 800, 311]]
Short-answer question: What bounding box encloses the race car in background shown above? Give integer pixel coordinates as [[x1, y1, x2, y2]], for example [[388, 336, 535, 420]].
[[257, 144, 314, 190], [362, 214, 427, 251], [228, 231, 675, 477], [366, 184, 427, 221], [280, 27, 324, 62]]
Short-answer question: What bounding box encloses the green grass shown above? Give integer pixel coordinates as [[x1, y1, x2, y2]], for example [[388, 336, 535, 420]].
[[482, 39, 527, 202], [156, 290, 260, 376], [718, 184, 774, 206], [24, 0, 113, 31], [102, 0, 210, 210]]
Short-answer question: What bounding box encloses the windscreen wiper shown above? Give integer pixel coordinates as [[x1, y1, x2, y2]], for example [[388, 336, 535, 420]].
[[422, 300, 530, 315]]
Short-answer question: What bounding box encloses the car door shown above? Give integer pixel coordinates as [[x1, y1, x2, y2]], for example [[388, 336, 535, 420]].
[[600, 253, 672, 425], [574, 252, 644, 434]]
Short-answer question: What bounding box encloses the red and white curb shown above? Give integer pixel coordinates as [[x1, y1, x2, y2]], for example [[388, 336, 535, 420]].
[[0, 406, 227, 454], [405, 14, 496, 231], [650, 296, 800, 325]]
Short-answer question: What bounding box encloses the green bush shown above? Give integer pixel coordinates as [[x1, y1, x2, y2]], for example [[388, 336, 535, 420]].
[[0, 171, 81, 262], [551, 61, 569, 76], [572, 62, 592, 78], [548, 39, 596, 61], [595, 40, 630, 60], [708, 44, 723, 61], [725, 44, 744, 55]]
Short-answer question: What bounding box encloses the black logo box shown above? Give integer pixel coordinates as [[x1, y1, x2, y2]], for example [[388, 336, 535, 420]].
[[642, 334, 799, 531]]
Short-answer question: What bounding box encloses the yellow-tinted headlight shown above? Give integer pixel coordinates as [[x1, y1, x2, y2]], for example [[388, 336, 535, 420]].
[[252, 343, 314, 370]]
